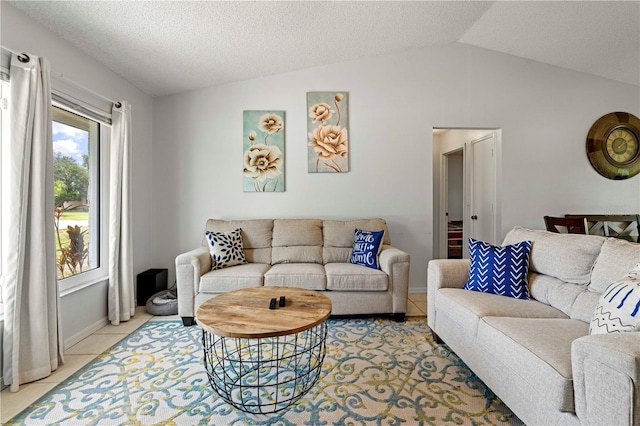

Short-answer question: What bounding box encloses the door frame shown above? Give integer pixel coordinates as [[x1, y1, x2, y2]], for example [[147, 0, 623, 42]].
[[439, 146, 465, 259]]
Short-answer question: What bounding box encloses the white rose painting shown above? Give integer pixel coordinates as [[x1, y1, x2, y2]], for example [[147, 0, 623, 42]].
[[307, 92, 349, 173], [243, 110, 285, 192]]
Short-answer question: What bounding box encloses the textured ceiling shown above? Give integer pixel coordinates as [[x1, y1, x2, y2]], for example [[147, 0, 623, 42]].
[[459, 1, 640, 89], [7, 1, 640, 98]]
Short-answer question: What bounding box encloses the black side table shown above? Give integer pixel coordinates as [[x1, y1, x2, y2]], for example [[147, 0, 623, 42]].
[[136, 269, 168, 306]]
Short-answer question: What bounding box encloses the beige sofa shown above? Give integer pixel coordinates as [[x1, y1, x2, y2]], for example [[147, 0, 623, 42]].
[[428, 227, 640, 426], [176, 218, 410, 326]]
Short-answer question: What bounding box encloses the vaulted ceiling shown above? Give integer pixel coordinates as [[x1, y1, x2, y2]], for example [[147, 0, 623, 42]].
[[8, 1, 640, 97]]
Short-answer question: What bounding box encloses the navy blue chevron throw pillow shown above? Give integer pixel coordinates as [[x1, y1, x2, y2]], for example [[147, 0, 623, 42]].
[[463, 238, 532, 300]]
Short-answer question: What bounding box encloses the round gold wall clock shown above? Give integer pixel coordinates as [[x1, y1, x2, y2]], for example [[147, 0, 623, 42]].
[[586, 112, 640, 180]]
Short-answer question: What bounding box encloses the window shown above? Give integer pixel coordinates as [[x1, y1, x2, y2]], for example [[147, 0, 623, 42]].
[[52, 102, 109, 294], [52, 107, 99, 277], [0, 65, 110, 295]]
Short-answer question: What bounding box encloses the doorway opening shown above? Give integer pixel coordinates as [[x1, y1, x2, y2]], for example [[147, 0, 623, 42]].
[[433, 128, 502, 259], [443, 149, 464, 259]]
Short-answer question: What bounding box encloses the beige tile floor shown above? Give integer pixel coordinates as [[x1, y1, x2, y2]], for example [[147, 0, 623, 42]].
[[0, 293, 426, 423]]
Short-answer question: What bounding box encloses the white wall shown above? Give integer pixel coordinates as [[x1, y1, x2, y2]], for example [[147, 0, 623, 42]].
[[153, 43, 639, 293], [1, 4, 154, 344]]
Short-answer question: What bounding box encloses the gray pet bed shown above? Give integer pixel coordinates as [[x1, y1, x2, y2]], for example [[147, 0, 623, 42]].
[[145, 287, 178, 316]]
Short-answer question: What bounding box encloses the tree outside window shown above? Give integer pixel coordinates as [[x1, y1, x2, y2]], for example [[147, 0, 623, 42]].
[[52, 106, 99, 279]]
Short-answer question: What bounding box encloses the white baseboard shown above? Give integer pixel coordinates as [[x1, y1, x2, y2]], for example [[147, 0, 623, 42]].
[[64, 316, 109, 350], [408, 285, 427, 294]]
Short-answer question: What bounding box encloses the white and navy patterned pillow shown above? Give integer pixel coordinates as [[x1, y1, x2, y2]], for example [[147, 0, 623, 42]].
[[463, 238, 532, 300], [205, 228, 247, 271], [590, 262, 640, 335], [349, 229, 385, 269]]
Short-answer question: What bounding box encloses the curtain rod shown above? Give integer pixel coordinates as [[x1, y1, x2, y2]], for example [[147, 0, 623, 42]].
[[2, 46, 33, 70], [55, 72, 120, 108], [1, 45, 121, 108]]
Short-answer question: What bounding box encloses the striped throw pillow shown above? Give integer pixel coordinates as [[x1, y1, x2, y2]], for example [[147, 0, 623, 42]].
[[590, 262, 640, 335]]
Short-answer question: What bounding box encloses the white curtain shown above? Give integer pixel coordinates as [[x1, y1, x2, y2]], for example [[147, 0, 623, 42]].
[[2, 53, 63, 392], [108, 101, 134, 325]]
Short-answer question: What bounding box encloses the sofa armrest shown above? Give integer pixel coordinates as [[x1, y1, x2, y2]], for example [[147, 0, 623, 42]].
[[175, 246, 211, 318], [572, 331, 640, 426], [379, 245, 410, 315], [427, 259, 470, 329]]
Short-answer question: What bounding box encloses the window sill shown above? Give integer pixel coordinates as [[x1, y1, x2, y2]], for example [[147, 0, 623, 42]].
[[59, 274, 108, 297]]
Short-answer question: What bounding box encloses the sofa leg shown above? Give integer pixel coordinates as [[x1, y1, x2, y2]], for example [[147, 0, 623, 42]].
[[181, 316, 195, 326], [393, 313, 406, 322], [432, 331, 443, 344]]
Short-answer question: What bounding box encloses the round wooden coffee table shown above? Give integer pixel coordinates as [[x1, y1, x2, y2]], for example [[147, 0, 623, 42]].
[[196, 286, 332, 414]]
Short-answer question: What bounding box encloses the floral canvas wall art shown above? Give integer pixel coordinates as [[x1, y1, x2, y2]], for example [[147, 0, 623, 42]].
[[307, 92, 349, 173], [243, 110, 285, 192]]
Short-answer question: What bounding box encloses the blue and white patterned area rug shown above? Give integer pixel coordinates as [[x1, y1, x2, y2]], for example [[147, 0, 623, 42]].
[[8, 318, 522, 425]]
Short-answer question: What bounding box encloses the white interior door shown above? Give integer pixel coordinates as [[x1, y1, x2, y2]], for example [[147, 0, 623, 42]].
[[469, 133, 496, 245]]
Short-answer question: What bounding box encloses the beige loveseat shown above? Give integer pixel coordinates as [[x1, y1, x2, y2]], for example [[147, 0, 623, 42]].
[[176, 218, 410, 326], [428, 227, 640, 425]]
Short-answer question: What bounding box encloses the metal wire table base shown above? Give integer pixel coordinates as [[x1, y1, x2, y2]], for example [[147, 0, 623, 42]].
[[202, 322, 328, 414]]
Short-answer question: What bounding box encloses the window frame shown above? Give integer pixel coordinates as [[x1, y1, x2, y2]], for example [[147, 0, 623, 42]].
[[52, 98, 110, 296]]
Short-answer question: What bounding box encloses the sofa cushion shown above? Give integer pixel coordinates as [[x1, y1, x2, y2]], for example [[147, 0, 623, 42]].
[[272, 247, 324, 265], [502, 227, 605, 285], [590, 263, 640, 334], [323, 246, 352, 265], [264, 263, 326, 290], [323, 218, 390, 263], [464, 238, 532, 300], [204, 219, 273, 264], [349, 229, 384, 269], [570, 290, 601, 323], [528, 273, 585, 317], [271, 219, 323, 264], [205, 228, 248, 270], [589, 238, 640, 294], [436, 288, 568, 334], [199, 263, 271, 293], [478, 317, 589, 413], [325, 263, 388, 291], [272, 218, 323, 246]]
